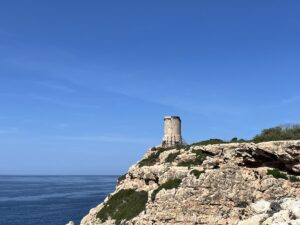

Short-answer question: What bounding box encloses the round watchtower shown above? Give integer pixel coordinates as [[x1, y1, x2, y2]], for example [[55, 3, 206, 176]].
[[162, 116, 182, 147]]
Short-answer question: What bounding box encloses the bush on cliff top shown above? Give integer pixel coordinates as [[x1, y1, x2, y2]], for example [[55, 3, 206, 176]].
[[189, 125, 300, 146], [117, 173, 127, 183], [151, 178, 182, 201], [253, 125, 300, 143], [267, 168, 300, 182], [177, 150, 208, 167], [289, 175, 300, 182], [138, 147, 171, 167], [190, 169, 204, 179], [190, 138, 247, 146], [267, 168, 288, 180], [96, 189, 148, 225], [175, 144, 188, 150], [191, 139, 226, 146], [165, 151, 180, 163]]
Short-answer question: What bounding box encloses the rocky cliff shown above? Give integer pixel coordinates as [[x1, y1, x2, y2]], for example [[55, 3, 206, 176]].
[[79, 141, 300, 225]]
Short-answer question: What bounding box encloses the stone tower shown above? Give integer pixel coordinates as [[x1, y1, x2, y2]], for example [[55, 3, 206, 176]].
[[162, 116, 182, 147]]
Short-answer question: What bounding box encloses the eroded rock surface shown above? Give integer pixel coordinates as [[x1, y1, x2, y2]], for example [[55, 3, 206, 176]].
[[80, 141, 300, 225]]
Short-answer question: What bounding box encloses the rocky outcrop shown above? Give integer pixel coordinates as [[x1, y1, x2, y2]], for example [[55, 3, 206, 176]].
[[238, 198, 300, 225], [66, 221, 75, 225], [80, 141, 300, 225]]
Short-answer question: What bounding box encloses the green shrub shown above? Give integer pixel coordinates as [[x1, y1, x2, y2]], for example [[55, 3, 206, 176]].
[[138, 153, 158, 167], [177, 160, 194, 167], [192, 149, 209, 162], [190, 169, 204, 178], [177, 150, 208, 167], [237, 138, 247, 142], [151, 179, 182, 201], [190, 137, 250, 147], [253, 125, 300, 143], [165, 152, 180, 163], [139, 147, 169, 167], [184, 145, 191, 151], [289, 175, 300, 182], [175, 144, 187, 150], [185, 124, 300, 148], [96, 189, 148, 225], [230, 137, 238, 142], [267, 168, 288, 180], [117, 173, 127, 183], [230, 137, 248, 143], [191, 139, 226, 146]]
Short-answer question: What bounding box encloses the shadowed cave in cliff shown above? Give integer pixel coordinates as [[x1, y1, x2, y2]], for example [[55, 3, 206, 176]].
[[237, 148, 300, 175]]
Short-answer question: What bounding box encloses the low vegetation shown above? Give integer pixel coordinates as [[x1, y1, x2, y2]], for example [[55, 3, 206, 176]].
[[117, 173, 127, 183], [165, 152, 180, 163], [230, 137, 247, 143], [190, 169, 204, 178], [190, 138, 247, 146], [289, 175, 300, 182], [177, 150, 209, 167], [191, 139, 226, 146], [267, 168, 300, 182], [267, 168, 288, 180], [138, 147, 170, 167], [151, 179, 182, 201], [96, 189, 148, 225], [253, 125, 300, 143], [175, 144, 187, 150], [189, 125, 300, 146]]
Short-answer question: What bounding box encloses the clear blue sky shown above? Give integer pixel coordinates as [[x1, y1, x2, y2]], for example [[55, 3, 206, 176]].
[[1, 1, 300, 175]]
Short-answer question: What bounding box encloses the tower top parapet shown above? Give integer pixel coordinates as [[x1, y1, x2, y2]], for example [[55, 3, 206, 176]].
[[164, 116, 181, 120]]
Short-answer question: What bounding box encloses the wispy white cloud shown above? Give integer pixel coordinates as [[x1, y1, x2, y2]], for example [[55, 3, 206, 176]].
[[282, 96, 300, 104], [0, 128, 19, 135], [0, 29, 12, 37], [35, 81, 76, 93], [0, 116, 11, 120], [22, 119, 69, 129], [51, 135, 156, 144], [0, 92, 101, 109], [2, 44, 241, 116], [105, 88, 243, 116], [53, 123, 68, 129], [31, 95, 101, 109], [22, 118, 40, 123]]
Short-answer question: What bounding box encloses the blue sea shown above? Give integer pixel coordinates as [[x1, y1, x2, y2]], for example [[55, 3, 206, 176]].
[[0, 176, 117, 225]]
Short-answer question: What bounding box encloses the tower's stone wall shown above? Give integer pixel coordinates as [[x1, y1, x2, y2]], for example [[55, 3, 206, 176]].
[[162, 116, 182, 147]]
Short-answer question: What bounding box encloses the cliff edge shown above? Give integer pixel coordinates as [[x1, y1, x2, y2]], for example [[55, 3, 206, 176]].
[[80, 141, 300, 225]]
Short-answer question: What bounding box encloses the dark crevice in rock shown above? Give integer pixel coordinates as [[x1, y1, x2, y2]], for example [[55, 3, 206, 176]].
[[235, 201, 248, 208], [237, 148, 300, 175], [290, 213, 297, 220], [199, 150, 216, 156], [144, 176, 159, 186], [268, 202, 281, 216], [213, 164, 220, 169], [207, 203, 222, 206], [145, 179, 151, 185], [288, 145, 300, 151], [255, 149, 278, 160], [254, 171, 261, 179]]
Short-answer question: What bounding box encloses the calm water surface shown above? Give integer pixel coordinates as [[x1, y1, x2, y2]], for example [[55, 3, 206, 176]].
[[0, 176, 117, 225]]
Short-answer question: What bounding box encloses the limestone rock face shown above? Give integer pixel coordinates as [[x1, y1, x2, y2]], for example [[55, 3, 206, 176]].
[[80, 141, 300, 225], [66, 221, 75, 225], [238, 198, 300, 225]]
